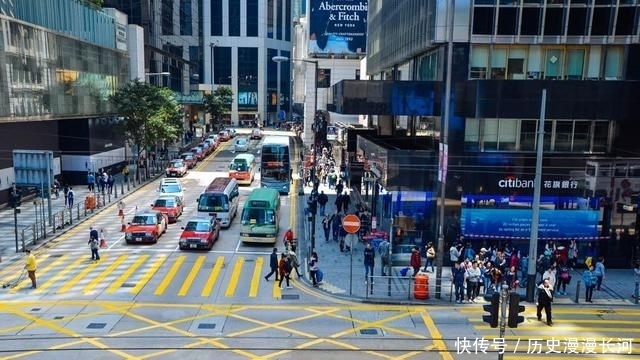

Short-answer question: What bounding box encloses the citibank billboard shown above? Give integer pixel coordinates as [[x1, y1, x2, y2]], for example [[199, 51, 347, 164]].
[[309, 0, 368, 55]]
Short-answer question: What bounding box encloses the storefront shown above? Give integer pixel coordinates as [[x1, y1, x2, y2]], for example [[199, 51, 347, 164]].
[[354, 135, 438, 264]]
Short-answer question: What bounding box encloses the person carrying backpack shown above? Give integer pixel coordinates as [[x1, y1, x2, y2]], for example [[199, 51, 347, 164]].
[[88, 227, 100, 261], [67, 187, 75, 208]]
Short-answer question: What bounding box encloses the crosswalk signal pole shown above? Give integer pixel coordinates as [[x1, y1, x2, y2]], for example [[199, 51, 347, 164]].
[[498, 283, 509, 360]]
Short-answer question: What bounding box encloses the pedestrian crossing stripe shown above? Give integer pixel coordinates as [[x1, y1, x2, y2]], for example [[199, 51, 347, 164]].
[[0, 254, 51, 282], [2, 254, 303, 298]]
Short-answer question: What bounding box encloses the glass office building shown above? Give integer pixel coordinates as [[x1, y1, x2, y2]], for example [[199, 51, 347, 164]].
[[0, 1, 129, 202]]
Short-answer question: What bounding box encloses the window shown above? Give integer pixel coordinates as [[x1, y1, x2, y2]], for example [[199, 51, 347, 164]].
[[498, 120, 517, 150], [473, 7, 495, 35], [179, 0, 192, 36], [161, 0, 173, 35], [592, 121, 609, 152], [491, 48, 507, 79], [544, 49, 564, 79], [470, 46, 488, 79], [567, 7, 587, 36], [246, 0, 259, 36], [520, 120, 537, 151], [465, 119, 480, 151], [317, 69, 331, 88], [592, 7, 612, 36], [483, 119, 499, 150], [616, 6, 636, 35], [211, 0, 223, 36], [276, 0, 283, 40], [521, 8, 541, 35], [604, 47, 622, 79], [573, 121, 591, 152], [497, 7, 518, 35], [229, 0, 240, 36], [554, 121, 573, 151], [544, 8, 564, 35], [565, 49, 584, 79], [507, 48, 526, 79], [267, 0, 275, 38], [214, 47, 232, 84]]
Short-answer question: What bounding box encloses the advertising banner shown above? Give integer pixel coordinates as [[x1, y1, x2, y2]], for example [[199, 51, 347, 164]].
[[309, 0, 368, 55], [460, 194, 600, 239]]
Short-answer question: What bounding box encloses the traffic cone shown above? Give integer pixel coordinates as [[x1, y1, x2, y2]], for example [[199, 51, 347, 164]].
[[120, 215, 126, 232], [118, 208, 124, 217], [100, 238, 107, 248]]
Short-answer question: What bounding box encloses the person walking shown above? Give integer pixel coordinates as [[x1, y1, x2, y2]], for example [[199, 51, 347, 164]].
[[536, 278, 554, 326], [309, 252, 319, 287], [88, 227, 100, 261], [63, 184, 70, 207], [278, 253, 292, 289], [25, 249, 37, 289], [594, 257, 606, 290], [317, 191, 328, 216], [410, 246, 422, 277], [465, 261, 481, 303], [556, 264, 571, 295], [264, 248, 279, 282], [341, 191, 351, 213], [582, 265, 597, 303], [331, 211, 342, 244], [378, 238, 391, 276], [87, 171, 95, 192], [322, 214, 332, 242], [288, 249, 302, 278], [452, 262, 466, 304], [423, 242, 436, 272], [67, 187, 75, 208], [364, 242, 375, 283]]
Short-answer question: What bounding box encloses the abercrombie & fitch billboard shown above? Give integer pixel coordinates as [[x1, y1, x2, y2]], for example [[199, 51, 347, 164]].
[[308, 0, 368, 55]]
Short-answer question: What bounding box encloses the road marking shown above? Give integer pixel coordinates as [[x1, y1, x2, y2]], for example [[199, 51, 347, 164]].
[[249, 256, 263, 297], [29, 255, 85, 294], [421, 312, 455, 360], [225, 256, 244, 297], [201, 255, 224, 297], [132, 255, 166, 294], [106, 254, 149, 293], [0, 254, 50, 282], [178, 255, 205, 296], [273, 275, 282, 299], [8, 254, 65, 292], [154, 255, 184, 295], [57, 255, 106, 293], [83, 254, 128, 293]]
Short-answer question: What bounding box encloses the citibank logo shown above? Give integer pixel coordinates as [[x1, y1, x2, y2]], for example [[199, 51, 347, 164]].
[[498, 178, 534, 188]]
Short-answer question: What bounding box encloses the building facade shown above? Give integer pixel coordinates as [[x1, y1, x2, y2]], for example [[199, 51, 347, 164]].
[[0, 0, 130, 202], [202, 0, 292, 127], [334, 0, 640, 266]]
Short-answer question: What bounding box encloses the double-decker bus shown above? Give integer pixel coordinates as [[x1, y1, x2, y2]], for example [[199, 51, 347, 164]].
[[240, 188, 281, 243], [229, 153, 256, 185], [260, 135, 292, 194]]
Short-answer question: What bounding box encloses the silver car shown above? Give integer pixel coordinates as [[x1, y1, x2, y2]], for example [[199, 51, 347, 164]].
[[234, 137, 248, 152]]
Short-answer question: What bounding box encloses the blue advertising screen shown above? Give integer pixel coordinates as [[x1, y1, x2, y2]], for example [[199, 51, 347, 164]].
[[460, 194, 599, 238], [309, 0, 368, 55]]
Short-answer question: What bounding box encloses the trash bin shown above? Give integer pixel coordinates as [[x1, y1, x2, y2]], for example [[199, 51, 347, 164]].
[[85, 194, 96, 210], [414, 272, 429, 300]]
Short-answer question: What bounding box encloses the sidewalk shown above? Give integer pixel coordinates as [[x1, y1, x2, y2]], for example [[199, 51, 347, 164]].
[[298, 182, 640, 307]]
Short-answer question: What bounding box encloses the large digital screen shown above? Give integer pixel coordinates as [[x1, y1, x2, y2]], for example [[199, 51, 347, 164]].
[[309, 0, 368, 55], [460, 194, 599, 239]]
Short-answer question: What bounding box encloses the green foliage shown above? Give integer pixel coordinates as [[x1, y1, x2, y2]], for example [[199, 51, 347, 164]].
[[203, 87, 234, 130], [109, 79, 183, 156], [84, 0, 103, 7]]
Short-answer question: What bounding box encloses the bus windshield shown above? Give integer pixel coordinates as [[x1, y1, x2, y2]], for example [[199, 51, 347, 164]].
[[198, 193, 229, 212], [241, 209, 276, 226], [231, 161, 248, 172]]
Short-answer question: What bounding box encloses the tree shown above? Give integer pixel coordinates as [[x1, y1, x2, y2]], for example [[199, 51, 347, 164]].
[[110, 79, 183, 177], [203, 87, 234, 130]]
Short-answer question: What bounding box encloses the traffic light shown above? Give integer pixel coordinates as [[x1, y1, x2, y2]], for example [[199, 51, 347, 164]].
[[482, 293, 499, 328], [507, 292, 525, 328], [9, 190, 21, 208]]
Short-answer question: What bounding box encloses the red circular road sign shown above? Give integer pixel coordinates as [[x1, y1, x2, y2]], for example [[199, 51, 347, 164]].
[[342, 214, 361, 234]]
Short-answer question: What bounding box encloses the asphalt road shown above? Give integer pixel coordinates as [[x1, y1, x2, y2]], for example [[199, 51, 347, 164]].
[[0, 130, 637, 360]]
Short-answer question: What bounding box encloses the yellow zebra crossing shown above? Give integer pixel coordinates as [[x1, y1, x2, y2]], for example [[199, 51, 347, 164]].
[[2, 253, 297, 299]]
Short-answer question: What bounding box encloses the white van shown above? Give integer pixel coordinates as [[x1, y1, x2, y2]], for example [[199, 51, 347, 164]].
[[196, 177, 239, 228], [159, 178, 184, 202]]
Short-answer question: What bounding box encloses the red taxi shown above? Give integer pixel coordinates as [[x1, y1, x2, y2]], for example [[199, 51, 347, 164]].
[[178, 218, 221, 250], [180, 152, 197, 168], [125, 211, 168, 244], [165, 159, 188, 177], [218, 130, 230, 142], [190, 147, 205, 161], [151, 195, 183, 223], [198, 142, 212, 156], [250, 128, 263, 140]]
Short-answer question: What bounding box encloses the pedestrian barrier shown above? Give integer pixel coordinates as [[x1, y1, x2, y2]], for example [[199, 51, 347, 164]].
[[414, 272, 429, 300]]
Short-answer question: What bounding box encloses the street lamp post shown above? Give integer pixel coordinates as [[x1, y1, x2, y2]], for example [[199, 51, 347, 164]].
[[209, 42, 218, 88]]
